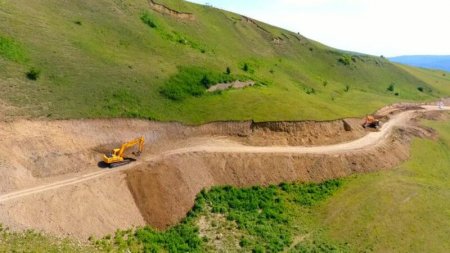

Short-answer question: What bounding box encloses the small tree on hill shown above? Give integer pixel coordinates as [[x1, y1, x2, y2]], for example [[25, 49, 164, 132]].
[[242, 63, 249, 72], [387, 83, 395, 92]]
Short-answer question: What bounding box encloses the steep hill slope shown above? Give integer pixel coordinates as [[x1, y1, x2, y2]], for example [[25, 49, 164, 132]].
[[0, 0, 449, 123]]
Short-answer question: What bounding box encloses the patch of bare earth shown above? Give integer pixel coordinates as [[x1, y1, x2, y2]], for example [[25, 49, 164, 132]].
[[148, 0, 195, 20], [207, 81, 255, 92]]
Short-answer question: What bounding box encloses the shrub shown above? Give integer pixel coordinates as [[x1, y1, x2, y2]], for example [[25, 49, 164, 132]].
[[387, 83, 395, 92], [344, 85, 350, 92], [323, 80, 328, 87], [200, 75, 211, 88], [226, 67, 231, 75], [338, 55, 352, 65], [395, 92, 399, 96], [140, 12, 157, 28], [242, 63, 249, 72], [26, 68, 40, 80], [305, 87, 315, 95], [74, 20, 82, 25], [417, 87, 424, 92]]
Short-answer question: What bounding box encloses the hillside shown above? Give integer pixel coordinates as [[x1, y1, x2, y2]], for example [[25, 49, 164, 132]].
[[390, 55, 450, 72], [1, 0, 450, 123]]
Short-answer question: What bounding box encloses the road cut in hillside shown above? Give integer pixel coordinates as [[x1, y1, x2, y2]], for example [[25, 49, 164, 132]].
[[0, 104, 447, 239]]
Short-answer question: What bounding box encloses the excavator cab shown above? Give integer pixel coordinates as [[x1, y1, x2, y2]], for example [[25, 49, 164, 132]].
[[103, 137, 144, 168]]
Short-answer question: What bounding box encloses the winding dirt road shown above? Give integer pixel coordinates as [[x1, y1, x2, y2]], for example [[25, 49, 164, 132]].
[[0, 105, 447, 204]]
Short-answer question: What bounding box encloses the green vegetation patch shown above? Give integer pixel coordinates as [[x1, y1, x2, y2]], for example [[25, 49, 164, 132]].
[[140, 11, 205, 53], [141, 12, 157, 28], [0, 224, 95, 253], [94, 179, 344, 252], [0, 35, 27, 63], [160, 67, 243, 101]]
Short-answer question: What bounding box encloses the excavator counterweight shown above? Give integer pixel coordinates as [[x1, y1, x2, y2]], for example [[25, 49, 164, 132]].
[[103, 136, 144, 168]]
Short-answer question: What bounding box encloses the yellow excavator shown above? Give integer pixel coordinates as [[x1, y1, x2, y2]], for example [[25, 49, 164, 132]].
[[362, 115, 380, 129], [103, 136, 144, 168]]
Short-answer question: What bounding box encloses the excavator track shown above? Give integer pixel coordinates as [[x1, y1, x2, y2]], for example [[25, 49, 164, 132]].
[[108, 158, 135, 168]]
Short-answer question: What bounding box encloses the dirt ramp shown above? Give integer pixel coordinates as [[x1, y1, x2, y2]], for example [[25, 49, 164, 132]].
[[0, 172, 145, 239], [126, 126, 428, 229]]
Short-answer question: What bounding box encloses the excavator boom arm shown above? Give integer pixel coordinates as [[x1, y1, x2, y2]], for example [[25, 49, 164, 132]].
[[117, 137, 145, 157]]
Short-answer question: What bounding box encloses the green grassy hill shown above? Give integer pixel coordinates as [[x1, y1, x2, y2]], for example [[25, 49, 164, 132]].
[[1, 0, 449, 123]]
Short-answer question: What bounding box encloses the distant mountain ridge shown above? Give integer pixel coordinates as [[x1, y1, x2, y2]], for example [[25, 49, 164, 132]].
[[389, 55, 450, 72]]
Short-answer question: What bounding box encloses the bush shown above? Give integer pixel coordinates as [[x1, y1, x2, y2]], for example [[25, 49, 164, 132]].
[[338, 55, 352, 65], [242, 63, 249, 72], [417, 87, 424, 92], [387, 83, 395, 92], [226, 67, 231, 75], [26, 68, 40, 80], [323, 80, 328, 87], [395, 92, 399, 96], [200, 75, 211, 88], [344, 85, 350, 92], [140, 12, 157, 28], [305, 87, 315, 95]]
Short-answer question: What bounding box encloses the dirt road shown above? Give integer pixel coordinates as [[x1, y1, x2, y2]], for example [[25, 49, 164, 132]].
[[0, 105, 446, 204]]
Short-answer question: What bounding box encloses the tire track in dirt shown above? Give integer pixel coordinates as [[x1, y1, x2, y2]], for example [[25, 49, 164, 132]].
[[0, 106, 447, 203]]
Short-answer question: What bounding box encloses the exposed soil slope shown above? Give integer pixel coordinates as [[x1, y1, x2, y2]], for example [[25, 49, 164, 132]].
[[0, 104, 447, 239]]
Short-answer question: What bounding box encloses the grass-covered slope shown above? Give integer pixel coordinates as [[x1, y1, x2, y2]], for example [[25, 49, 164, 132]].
[[0, 0, 449, 123], [320, 118, 450, 252]]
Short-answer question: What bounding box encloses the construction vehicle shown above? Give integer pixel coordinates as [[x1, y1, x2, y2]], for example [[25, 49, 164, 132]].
[[103, 137, 144, 168], [362, 115, 380, 129]]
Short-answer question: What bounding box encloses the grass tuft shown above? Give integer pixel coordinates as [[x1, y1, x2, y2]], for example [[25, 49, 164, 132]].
[[0, 36, 27, 63]]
